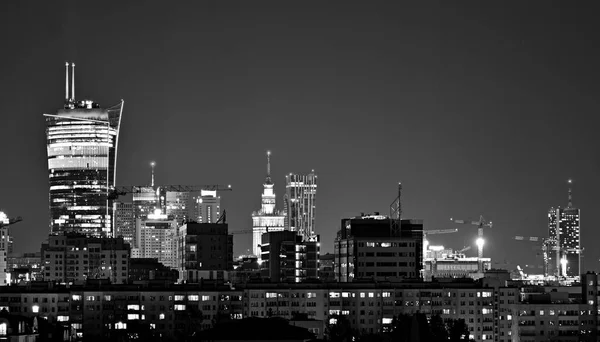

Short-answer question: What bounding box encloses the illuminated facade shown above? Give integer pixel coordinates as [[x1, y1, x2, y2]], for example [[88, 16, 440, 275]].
[[134, 210, 179, 269], [0, 212, 9, 286], [547, 182, 581, 278], [252, 152, 285, 258], [284, 172, 317, 241], [192, 190, 221, 223], [114, 201, 135, 247], [45, 63, 123, 237], [165, 191, 189, 225]]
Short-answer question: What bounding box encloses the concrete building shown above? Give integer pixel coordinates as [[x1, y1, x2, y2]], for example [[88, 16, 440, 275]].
[[192, 190, 221, 223], [129, 258, 179, 283], [252, 152, 285, 258], [113, 202, 135, 246], [548, 183, 581, 279], [40, 234, 130, 284], [284, 171, 317, 241], [260, 231, 320, 283], [0, 213, 10, 286], [7, 252, 42, 284], [318, 253, 336, 282], [165, 191, 189, 225], [178, 222, 233, 283], [45, 63, 124, 237], [133, 210, 179, 269], [334, 214, 424, 282]]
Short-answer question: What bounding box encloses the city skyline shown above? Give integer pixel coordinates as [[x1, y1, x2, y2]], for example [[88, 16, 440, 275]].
[[0, 2, 598, 273]]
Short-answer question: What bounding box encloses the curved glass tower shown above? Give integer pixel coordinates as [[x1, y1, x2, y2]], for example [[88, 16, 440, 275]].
[[45, 63, 124, 237]]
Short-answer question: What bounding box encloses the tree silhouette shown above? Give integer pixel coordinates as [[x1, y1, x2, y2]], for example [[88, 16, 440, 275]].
[[448, 318, 470, 342], [326, 315, 357, 342]]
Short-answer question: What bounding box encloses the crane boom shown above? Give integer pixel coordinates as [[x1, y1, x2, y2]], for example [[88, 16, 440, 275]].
[[424, 228, 458, 235], [109, 184, 232, 199]]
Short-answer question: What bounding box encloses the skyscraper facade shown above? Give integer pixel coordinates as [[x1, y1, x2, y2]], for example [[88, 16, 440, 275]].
[[45, 63, 124, 238], [252, 152, 285, 258], [548, 182, 581, 278], [114, 202, 135, 247], [192, 190, 221, 223], [284, 171, 317, 241]]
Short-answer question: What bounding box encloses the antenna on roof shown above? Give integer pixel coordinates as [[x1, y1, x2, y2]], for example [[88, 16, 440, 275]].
[[71, 63, 75, 101], [567, 179, 573, 207], [65, 62, 69, 102], [151, 162, 156, 187]]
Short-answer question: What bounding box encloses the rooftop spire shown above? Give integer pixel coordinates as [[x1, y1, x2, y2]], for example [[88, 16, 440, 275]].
[[265, 151, 272, 184], [71, 63, 75, 101], [151, 162, 156, 187], [567, 179, 573, 207], [65, 62, 69, 102]]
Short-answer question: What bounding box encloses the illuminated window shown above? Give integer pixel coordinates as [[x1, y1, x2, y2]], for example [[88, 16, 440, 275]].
[[368, 293, 374, 298], [174, 305, 186, 311], [443, 309, 450, 314], [86, 296, 95, 301], [57, 316, 69, 322], [482, 308, 492, 315], [32, 305, 40, 313], [104, 295, 112, 302], [0, 323, 6, 336], [266, 293, 277, 298], [383, 292, 391, 298], [507, 314, 512, 320], [360, 293, 365, 298], [174, 295, 184, 301], [342, 292, 349, 298], [188, 295, 199, 301], [127, 314, 139, 320], [329, 292, 340, 298], [482, 292, 492, 298], [329, 309, 340, 315], [307, 293, 316, 299], [72, 295, 81, 301], [329, 318, 337, 325], [127, 305, 139, 310], [159, 313, 165, 320], [150, 323, 155, 329], [201, 295, 210, 301], [539, 310, 544, 316], [115, 322, 127, 330], [383, 317, 393, 324]]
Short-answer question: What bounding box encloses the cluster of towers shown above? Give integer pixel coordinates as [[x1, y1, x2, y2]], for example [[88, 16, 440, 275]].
[[251, 152, 317, 259]]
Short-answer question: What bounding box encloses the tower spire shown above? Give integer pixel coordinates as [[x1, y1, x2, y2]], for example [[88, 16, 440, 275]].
[[265, 151, 272, 184], [71, 63, 75, 101], [151, 162, 156, 187], [567, 179, 573, 207]]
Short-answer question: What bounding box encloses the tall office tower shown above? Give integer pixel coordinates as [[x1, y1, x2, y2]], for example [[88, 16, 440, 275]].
[[251, 152, 285, 258], [133, 187, 159, 219], [548, 180, 581, 278], [192, 190, 221, 223], [45, 63, 124, 237], [284, 171, 317, 241], [0, 212, 9, 286], [113, 202, 135, 247], [165, 191, 189, 224]]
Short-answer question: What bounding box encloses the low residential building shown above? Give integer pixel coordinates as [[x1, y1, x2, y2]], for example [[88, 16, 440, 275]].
[[7, 253, 42, 283], [260, 231, 319, 283], [41, 234, 130, 284], [230, 255, 261, 285], [178, 222, 233, 283], [129, 258, 179, 283]]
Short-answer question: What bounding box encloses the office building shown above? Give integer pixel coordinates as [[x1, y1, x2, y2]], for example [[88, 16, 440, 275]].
[[40, 234, 130, 284], [45, 63, 124, 237], [334, 214, 423, 282], [113, 202, 135, 247], [133, 210, 179, 269], [548, 181, 581, 278], [252, 152, 285, 258], [133, 186, 159, 219], [284, 171, 317, 241], [178, 222, 233, 283], [260, 231, 320, 283], [192, 190, 221, 223], [165, 191, 189, 225], [0, 213, 9, 286], [318, 253, 336, 282]]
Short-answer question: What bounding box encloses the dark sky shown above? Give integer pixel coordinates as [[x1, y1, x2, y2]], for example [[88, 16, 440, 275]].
[[1, 1, 599, 274]]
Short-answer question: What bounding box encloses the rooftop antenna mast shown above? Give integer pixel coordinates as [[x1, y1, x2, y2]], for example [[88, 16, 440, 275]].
[[567, 179, 573, 208], [71, 63, 75, 101], [65, 62, 69, 102], [266, 151, 272, 183]]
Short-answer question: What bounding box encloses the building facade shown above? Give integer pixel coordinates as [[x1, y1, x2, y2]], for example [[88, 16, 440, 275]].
[[284, 172, 317, 241], [113, 202, 135, 247], [548, 185, 581, 278], [260, 231, 320, 283], [252, 152, 285, 258], [45, 64, 124, 237], [178, 222, 233, 283], [40, 234, 130, 284], [133, 211, 179, 269], [334, 214, 424, 282], [192, 190, 221, 223]]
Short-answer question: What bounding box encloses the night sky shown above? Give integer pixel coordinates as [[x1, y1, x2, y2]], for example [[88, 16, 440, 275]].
[[1, 1, 599, 274]]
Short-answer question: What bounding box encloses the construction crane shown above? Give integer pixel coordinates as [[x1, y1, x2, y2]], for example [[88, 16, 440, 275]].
[[451, 215, 492, 273], [109, 184, 232, 200], [389, 183, 402, 237], [423, 229, 459, 259], [514, 235, 559, 277], [457, 246, 472, 254]]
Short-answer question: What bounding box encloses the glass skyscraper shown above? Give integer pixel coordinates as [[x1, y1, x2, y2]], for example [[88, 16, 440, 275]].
[[548, 182, 581, 278], [284, 171, 317, 241], [45, 63, 124, 237]]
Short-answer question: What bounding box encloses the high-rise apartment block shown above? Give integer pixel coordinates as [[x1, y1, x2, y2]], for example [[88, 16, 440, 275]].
[[284, 172, 317, 241], [133, 211, 179, 269], [260, 231, 320, 283], [113, 202, 135, 247], [40, 234, 130, 284], [252, 152, 285, 258], [548, 181, 581, 278], [334, 214, 424, 282], [192, 190, 221, 223], [178, 222, 233, 283], [45, 63, 124, 238]]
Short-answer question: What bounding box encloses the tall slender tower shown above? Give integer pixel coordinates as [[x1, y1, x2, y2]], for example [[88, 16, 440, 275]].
[[284, 171, 318, 241], [548, 179, 581, 278], [45, 63, 124, 237], [251, 152, 285, 259]]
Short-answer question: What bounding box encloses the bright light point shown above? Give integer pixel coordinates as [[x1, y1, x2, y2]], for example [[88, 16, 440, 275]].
[[267, 151, 271, 155], [151, 161, 155, 167], [228, 185, 231, 188], [560, 258, 568, 265], [568, 179, 572, 184], [476, 238, 485, 248]]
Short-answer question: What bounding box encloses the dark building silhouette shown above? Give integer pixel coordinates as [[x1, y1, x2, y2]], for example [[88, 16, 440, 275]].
[[178, 222, 233, 283], [319, 253, 336, 282], [129, 258, 179, 283], [260, 231, 319, 283], [334, 214, 424, 282]]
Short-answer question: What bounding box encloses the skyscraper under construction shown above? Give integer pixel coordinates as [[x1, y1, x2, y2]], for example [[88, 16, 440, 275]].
[[45, 63, 124, 237]]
